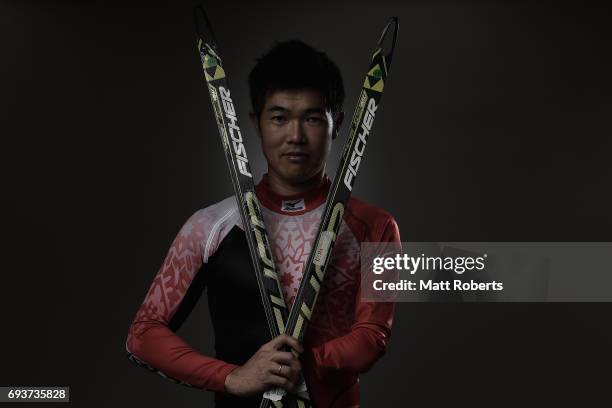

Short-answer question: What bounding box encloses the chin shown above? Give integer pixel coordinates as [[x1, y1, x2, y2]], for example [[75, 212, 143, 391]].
[[278, 168, 315, 185]]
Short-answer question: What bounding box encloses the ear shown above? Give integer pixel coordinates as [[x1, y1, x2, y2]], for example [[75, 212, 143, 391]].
[[249, 112, 261, 137], [332, 111, 345, 141]]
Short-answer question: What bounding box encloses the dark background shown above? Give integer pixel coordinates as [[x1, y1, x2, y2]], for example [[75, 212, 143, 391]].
[[1, 0, 611, 406]]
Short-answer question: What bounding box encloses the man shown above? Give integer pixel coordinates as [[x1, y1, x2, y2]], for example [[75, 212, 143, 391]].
[[126, 40, 400, 407]]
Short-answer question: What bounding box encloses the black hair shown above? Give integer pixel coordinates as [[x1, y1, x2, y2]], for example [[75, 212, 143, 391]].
[[248, 40, 345, 118]]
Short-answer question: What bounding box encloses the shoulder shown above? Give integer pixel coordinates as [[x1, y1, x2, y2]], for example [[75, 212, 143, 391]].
[[345, 196, 400, 242], [180, 196, 240, 262], [188, 196, 238, 226]]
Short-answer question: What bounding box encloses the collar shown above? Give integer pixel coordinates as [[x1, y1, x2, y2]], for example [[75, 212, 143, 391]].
[[255, 174, 331, 215]]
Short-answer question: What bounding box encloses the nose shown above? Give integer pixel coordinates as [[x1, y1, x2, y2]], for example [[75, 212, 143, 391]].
[[286, 119, 306, 144]]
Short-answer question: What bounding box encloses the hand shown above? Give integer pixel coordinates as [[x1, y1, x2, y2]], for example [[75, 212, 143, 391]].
[[224, 334, 303, 397]]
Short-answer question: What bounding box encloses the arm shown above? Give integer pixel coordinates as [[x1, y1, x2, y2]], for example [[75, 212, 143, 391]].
[[125, 210, 238, 392], [126, 208, 304, 395], [310, 217, 400, 376]]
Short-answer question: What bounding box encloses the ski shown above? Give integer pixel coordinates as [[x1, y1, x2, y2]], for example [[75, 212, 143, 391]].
[[260, 17, 399, 408], [194, 7, 311, 408]]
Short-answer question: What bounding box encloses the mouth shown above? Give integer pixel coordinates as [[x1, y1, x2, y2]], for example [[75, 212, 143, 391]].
[[282, 152, 309, 163]]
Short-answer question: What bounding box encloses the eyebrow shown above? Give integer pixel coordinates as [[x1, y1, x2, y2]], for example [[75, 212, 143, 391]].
[[266, 106, 327, 115]]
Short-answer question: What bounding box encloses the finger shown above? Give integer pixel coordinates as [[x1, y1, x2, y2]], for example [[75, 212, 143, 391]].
[[268, 361, 301, 384], [267, 361, 291, 378], [260, 335, 285, 351], [263, 334, 304, 353], [270, 351, 297, 365], [288, 358, 302, 378], [278, 357, 301, 377], [282, 364, 300, 384], [280, 334, 304, 353]]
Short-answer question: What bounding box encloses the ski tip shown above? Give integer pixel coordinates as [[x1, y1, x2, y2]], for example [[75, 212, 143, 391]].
[[193, 5, 217, 48], [377, 17, 399, 66]]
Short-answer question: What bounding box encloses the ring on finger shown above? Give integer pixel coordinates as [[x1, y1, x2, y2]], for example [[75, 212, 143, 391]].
[[278, 364, 284, 375]]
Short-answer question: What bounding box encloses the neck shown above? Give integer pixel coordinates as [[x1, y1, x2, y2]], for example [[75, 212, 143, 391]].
[[266, 171, 325, 196]]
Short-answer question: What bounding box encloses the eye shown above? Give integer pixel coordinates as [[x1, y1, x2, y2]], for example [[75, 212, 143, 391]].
[[270, 115, 287, 124], [305, 116, 325, 124]]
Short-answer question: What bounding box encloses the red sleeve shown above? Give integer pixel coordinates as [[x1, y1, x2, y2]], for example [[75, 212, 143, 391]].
[[126, 210, 238, 392], [310, 216, 400, 376]]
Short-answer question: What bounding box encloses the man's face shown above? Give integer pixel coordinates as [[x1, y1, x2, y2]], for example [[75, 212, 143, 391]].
[[256, 89, 340, 188]]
